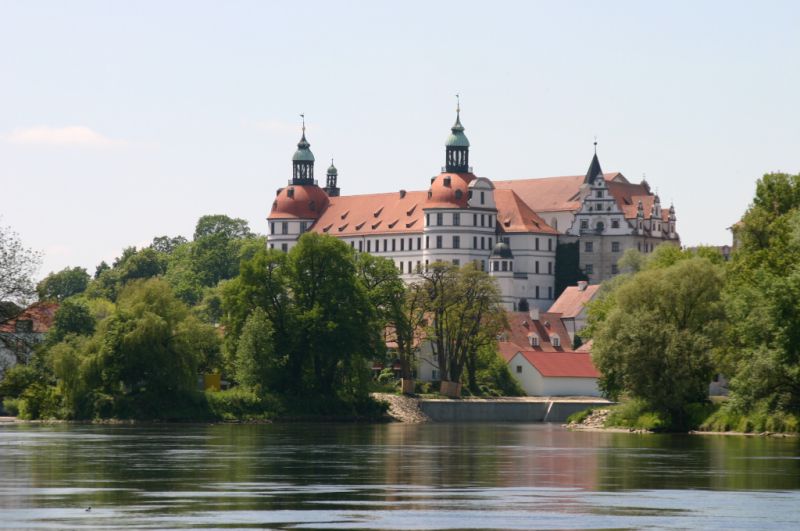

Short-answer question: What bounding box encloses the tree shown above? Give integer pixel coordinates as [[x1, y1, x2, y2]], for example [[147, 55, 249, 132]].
[[235, 307, 278, 390], [49, 299, 95, 343], [190, 217, 257, 287], [36, 267, 90, 302], [421, 263, 506, 394], [193, 215, 252, 241], [589, 258, 724, 429], [150, 235, 188, 254], [0, 223, 40, 312]]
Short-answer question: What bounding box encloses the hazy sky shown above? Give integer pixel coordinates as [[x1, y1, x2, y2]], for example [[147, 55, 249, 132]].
[[2, 1, 798, 277]]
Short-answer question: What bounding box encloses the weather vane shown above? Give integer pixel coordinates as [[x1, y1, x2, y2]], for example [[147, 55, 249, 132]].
[[300, 113, 305, 134], [456, 93, 460, 113]]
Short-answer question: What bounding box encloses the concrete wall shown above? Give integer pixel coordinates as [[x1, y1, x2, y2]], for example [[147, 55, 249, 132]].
[[418, 399, 610, 423]]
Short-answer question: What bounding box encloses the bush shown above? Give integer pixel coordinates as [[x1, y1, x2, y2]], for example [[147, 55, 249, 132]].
[[2, 397, 21, 416], [566, 408, 593, 424], [605, 399, 668, 431], [700, 403, 800, 434], [204, 387, 279, 421]]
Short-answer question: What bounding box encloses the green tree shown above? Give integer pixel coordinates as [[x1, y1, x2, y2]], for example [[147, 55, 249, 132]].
[[235, 307, 278, 390], [150, 235, 188, 254], [589, 258, 724, 429], [49, 299, 95, 343], [36, 267, 90, 302], [0, 222, 40, 310]]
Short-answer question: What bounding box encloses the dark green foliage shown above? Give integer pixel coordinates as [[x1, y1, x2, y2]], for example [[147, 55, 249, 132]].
[[150, 235, 188, 254], [36, 267, 90, 302], [48, 299, 95, 343], [469, 344, 524, 397], [554, 242, 587, 298], [235, 307, 278, 390], [204, 387, 280, 421]]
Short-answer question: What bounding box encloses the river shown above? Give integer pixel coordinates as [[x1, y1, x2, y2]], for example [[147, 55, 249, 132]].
[[1, 422, 798, 529]]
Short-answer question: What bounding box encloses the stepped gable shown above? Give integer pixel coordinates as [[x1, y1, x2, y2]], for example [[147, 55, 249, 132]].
[[494, 189, 559, 235], [548, 284, 601, 318], [605, 180, 669, 220], [309, 190, 427, 236], [493, 172, 623, 213]]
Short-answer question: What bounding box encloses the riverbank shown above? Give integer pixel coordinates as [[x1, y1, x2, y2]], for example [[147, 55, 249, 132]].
[[373, 393, 612, 423]]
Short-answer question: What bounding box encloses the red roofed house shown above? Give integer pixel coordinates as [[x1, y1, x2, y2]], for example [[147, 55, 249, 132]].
[[0, 302, 58, 376], [547, 281, 601, 344], [267, 105, 679, 310], [498, 310, 601, 396]]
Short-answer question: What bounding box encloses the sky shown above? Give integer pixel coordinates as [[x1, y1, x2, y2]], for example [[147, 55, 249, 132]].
[[1, 1, 799, 278]]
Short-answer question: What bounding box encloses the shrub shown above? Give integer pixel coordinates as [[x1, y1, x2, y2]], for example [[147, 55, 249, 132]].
[[2, 398, 21, 416], [204, 387, 279, 421], [567, 408, 593, 424]]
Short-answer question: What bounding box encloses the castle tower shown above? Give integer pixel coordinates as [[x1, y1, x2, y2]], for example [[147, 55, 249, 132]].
[[292, 114, 315, 185], [324, 159, 340, 197], [445, 96, 470, 173]]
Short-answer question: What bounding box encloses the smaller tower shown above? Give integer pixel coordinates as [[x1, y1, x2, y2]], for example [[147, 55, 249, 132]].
[[292, 114, 315, 185], [445, 95, 470, 173], [324, 159, 340, 197], [584, 140, 603, 184]]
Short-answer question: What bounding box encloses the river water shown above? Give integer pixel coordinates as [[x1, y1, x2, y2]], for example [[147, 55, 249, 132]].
[[1, 422, 799, 530]]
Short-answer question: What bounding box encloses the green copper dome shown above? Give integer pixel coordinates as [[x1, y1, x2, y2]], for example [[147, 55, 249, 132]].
[[491, 241, 514, 259], [445, 112, 470, 148], [292, 133, 315, 162], [327, 162, 338, 176]]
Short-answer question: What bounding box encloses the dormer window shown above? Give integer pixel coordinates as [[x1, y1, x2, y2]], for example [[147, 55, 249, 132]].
[[528, 335, 540, 347], [551, 335, 561, 347]]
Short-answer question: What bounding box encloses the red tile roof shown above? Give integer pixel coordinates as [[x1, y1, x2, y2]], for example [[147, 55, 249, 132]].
[[493, 173, 624, 213], [269, 184, 331, 220], [494, 189, 559, 235], [548, 284, 600, 318], [0, 302, 59, 334], [519, 351, 600, 378], [502, 311, 572, 352], [424, 172, 474, 209], [310, 190, 428, 237]]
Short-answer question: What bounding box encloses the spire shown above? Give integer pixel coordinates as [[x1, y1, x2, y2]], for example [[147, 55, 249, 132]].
[[324, 158, 340, 197], [292, 113, 315, 185], [445, 94, 470, 173], [584, 139, 603, 184]]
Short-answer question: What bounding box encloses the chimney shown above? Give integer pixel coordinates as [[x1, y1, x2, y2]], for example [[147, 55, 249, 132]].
[[399, 189, 407, 198], [529, 307, 540, 321], [577, 280, 588, 291]]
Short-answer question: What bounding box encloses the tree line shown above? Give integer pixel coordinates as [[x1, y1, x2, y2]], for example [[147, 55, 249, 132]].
[[585, 172, 800, 433], [0, 215, 517, 421]]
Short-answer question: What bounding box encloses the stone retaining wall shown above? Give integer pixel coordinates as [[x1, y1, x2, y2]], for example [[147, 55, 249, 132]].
[[418, 399, 610, 423]]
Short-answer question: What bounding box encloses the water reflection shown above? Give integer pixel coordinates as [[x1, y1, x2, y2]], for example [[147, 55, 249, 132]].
[[0, 423, 798, 529]]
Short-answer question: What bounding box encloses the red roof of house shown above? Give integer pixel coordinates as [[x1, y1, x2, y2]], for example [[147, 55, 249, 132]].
[[310, 190, 428, 237], [0, 302, 59, 334], [502, 311, 572, 352], [518, 351, 600, 378], [493, 172, 624, 213], [425, 172, 474, 209], [494, 189, 559, 235], [548, 284, 600, 318], [269, 184, 331, 220], [498, 341, 521, 362]]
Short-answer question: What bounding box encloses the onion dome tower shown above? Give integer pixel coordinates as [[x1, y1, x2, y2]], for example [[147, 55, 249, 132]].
[[445, 95, 470, 173], [292, 114, 315, 185], [324, 159, 340, 197]]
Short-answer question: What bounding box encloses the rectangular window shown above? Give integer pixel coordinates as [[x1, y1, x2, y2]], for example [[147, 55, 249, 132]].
[[552, 335, 560, 346], [596, 190, 603, 198], [611, 241, 620, 252], [501, 261, 508, 271], [269, 243, 274, 249], [383, 239, 388, 252], [431, 369, 439, 380], [480, 191, 485, 204], [585, 263, 594, 275], [548, 262, 552, 275], [481, 238, 485, 250], [408, 261, 412, 274], [481, 260, 486, 271], [535, 238, 540, 250], [473, 236, 477, 249], [281, 222, 288, 235], [350, 241, 354, 248], [416, 260, 421, 271], [281, 243, 288, 252], [535, 286, 540, 298], [453, 213, 460, 226], [409, 238, 413, 250], [453, 259, 460, 266], [417, 237, 421, 250], [398, 261, 403, 272], [481, 215, 485, 227], [611, 263, 619, 275], [473, 214, 477, 226], [270, 222, 275, 234], [426, 214, 430, 226], [300, 221, 307, 233], [436, 212, 443, 226], [535, 261, 540, 274], [637, 242, 641, 251], [400, 238, 405, 251], [548, 286, 553, 299], [367, 240, 371, 252], [516, 365, 523, 374], [426, 236, 429, 249], [580, 220, 588, 230], [392, 239, 396, 252], [585, 241, 593, 252], [548, 238, 552, 251], [489, 216, 493, 227], [436, 236, 443, 249], [358, 241, 363, 252], [453, 236, 460, 249], [611, 219, 620, 229]]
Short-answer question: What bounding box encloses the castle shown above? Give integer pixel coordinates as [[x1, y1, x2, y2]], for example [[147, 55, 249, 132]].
[[267, 106, 679, 310]]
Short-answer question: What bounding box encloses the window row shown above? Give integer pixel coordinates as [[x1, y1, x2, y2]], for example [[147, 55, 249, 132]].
[[426, 212, 495, 228]]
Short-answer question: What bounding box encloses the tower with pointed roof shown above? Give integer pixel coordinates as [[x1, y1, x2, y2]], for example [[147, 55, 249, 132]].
[[292, 115, 315, 185], [445, 96, 470, 173], [324, 159, 340, 197]]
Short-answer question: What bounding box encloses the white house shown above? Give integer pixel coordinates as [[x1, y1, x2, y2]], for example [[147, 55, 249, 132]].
[[506, 350, 601, 397]]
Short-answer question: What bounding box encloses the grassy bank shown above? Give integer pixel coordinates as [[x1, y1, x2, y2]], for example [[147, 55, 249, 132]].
[[568, 398, 800, 435]]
